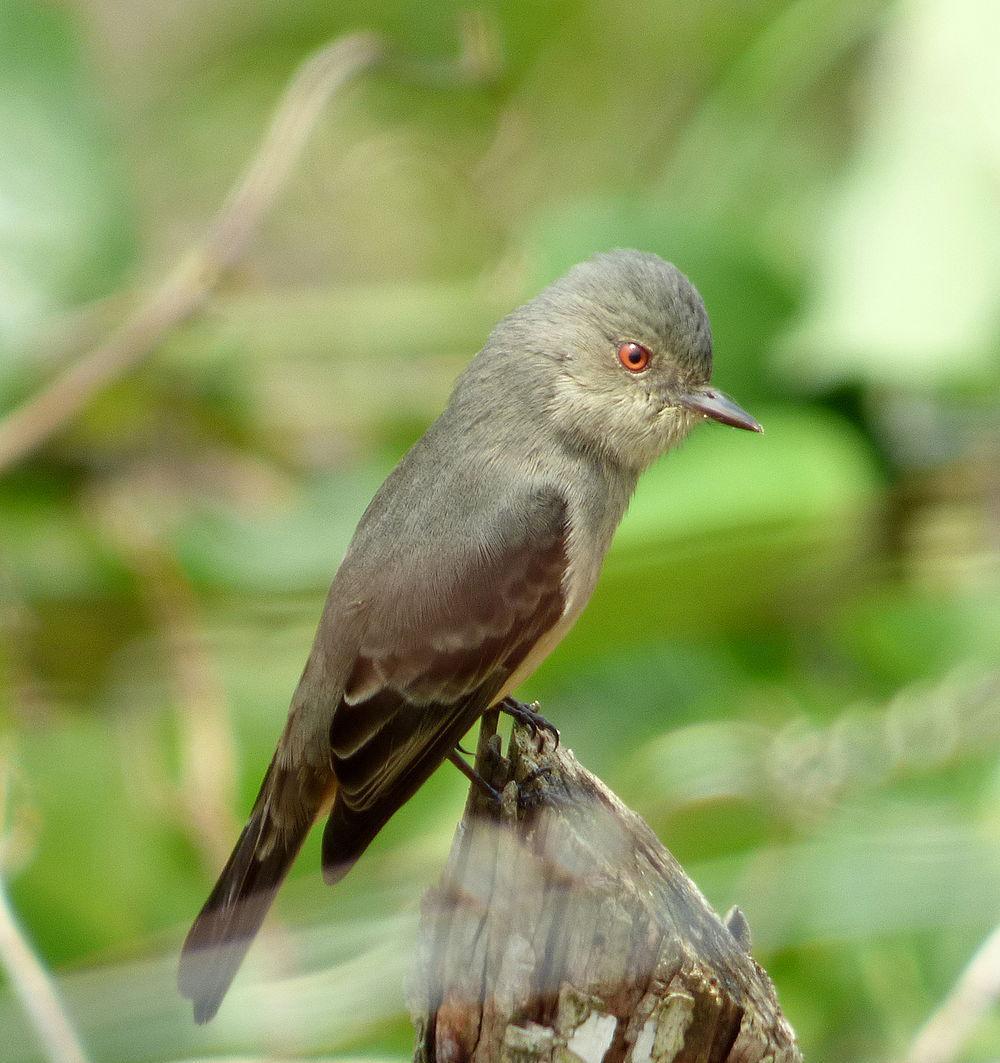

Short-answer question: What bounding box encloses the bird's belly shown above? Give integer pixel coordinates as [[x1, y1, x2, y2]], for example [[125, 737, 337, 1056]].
[[491, 551, 601, 704], [491, 479, 624, 707], [493, 609, 579, 704]]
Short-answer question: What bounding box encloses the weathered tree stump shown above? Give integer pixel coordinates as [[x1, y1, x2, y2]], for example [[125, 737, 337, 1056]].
[[409, 712, 802, 1063]]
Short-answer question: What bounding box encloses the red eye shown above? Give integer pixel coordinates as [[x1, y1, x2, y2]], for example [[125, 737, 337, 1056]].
[[617, 341, 651, 373]]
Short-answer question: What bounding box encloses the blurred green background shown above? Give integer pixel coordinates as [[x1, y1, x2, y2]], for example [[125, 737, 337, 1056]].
[[1, 0, 998, 1060]]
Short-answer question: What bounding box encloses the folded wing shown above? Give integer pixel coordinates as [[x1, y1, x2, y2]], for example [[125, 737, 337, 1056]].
[[322, 487, 570, 882]]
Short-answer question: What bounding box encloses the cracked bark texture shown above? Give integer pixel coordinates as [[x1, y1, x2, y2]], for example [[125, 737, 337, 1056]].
[[409, 714, 802, 1063]]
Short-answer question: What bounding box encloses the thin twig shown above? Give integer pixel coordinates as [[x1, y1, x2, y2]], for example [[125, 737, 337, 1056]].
[[0, 877, 89, 1063], [152, 552, 241, 872], [903, 922, 1000, 1063], [0, 19, 499, 475], [99, 484, 241, 871], [0, 753, 87, 1063], [0, 32, 379, 475]]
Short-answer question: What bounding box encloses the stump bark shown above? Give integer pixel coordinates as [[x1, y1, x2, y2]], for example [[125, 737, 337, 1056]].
[[409, 713, 802, 1063]]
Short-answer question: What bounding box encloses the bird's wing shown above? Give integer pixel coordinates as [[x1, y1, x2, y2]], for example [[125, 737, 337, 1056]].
[[321, 486, 570, 879]]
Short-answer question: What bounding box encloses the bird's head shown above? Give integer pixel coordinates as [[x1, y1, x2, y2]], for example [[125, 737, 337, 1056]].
[[491, 249, 761, 472]]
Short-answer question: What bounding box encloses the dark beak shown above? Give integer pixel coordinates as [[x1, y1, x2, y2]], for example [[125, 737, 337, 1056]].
[[678, 387, 762, 433]]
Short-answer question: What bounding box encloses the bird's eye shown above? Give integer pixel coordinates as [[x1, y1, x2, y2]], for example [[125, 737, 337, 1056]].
[[617, 341, 651, 373]]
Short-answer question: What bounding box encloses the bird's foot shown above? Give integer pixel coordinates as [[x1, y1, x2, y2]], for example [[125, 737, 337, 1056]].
[[515, 765, 555, 812], [499, 697, 560, 748]]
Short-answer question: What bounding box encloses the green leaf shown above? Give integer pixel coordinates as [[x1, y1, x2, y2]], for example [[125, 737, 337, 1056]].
[[0, 0, 135, 396], [782, 0, 1000, 389]]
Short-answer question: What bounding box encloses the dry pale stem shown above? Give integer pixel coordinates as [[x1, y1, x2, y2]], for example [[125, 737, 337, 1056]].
[[0, 878, 89, 1063], [903, 921, 1000, 1063], [0, 19, 499, 475]]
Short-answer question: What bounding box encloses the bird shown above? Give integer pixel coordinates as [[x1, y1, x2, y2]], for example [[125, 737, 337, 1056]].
[[178, 248, 761, 1022]]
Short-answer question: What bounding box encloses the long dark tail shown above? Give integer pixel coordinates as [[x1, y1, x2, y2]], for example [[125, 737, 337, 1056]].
[[178, 759, 326, 1023]]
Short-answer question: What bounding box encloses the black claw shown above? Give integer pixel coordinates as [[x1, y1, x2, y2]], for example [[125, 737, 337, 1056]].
[[515, 766, 554, 812], [499, 697, 560, 748], [522, 765, 554, 787]]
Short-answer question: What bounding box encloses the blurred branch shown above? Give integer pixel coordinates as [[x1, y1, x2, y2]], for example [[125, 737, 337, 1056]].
[[903, 922, 1000, 1063], [0, 18, 500, 476], [633, 666, 1000, 827], [95, 481, 240, 872], [0, 885, 89, 1063], [0, 765, 89, 1063], [135, 542, 240, 872]]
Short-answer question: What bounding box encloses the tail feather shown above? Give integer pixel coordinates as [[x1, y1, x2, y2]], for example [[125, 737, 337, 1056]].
[[178, 760, 325, 1023], [321, 796, 395, 886]]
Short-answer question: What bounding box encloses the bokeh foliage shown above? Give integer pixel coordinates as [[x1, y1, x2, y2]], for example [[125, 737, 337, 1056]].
[[1, 1, 998, 1061]]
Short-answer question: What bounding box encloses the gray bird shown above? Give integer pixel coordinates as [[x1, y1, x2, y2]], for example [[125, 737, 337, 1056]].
[[178, 248, 761, 1022]]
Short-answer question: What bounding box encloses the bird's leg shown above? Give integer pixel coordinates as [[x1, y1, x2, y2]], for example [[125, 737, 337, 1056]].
[[498, 697, 560, 748], [447, 749, 501, 803]]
